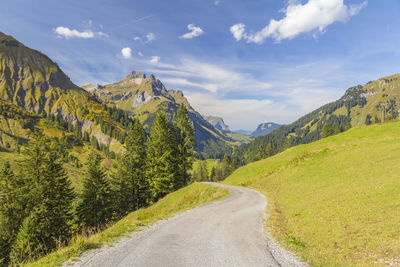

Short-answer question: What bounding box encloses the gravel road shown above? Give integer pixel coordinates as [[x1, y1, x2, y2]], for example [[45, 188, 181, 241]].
[[68, 183, 305, 267]]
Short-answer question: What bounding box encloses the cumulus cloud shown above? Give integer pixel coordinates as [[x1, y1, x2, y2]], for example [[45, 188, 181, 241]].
[[179, 24, 204, 39], [121, 47, 132, 59], [54, 26, 106, 39], [150, 56, 160, 63], [133, 36, 142, 41], [231, 0, 368, 44], [230, 23, 246, 41]]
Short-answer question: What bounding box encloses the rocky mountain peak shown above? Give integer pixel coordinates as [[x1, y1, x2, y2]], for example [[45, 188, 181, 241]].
[[126, 70, 146, 80], [205, 115, 230, 132]]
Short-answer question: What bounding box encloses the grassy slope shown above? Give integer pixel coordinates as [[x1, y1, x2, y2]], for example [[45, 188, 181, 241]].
[[224, 122, 400, 266], [26, 183, 230, 267], [226, 132, 253, 143]]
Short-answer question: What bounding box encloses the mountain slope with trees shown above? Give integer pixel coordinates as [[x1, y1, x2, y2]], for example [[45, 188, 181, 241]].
[[235, 74, 400, 162], [84, 71, 233, 158]]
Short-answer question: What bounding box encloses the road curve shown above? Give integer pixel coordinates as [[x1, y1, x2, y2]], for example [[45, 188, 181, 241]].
[[70, 183, 280, 267]]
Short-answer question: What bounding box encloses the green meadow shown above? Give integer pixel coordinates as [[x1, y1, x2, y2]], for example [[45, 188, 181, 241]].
[[224, 122, 400, 266]]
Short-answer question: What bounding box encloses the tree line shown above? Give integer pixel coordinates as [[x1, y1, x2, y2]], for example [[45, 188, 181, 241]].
[[0, 104, 195, 266]]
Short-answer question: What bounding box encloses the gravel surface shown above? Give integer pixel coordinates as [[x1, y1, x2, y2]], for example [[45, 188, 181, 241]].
[[66, 183, 306, 267]]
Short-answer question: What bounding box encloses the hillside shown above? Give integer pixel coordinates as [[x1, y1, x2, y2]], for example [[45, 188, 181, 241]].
[[224, 122, 400, 266], [0, 32, 132, 155], [235, 74, 400, 162], [84, 71, 233, 158]]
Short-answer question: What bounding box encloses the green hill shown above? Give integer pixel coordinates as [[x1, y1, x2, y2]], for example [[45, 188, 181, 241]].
[[235, 74, 400, 162], [224, 121, 400, 266]]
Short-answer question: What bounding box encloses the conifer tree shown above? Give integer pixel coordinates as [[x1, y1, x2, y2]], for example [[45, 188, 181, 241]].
[[146, 113, 179, 201], [173, 104, 196, 188], [265, 143, 274, 157], [0, 162, 23, 266], [10, 134, 75, 264], [321, 123, 332, 138], [111, 119, 148, 216], [77, 151, 112, 229], [254, 145, 266, 161], [210, 166, 217, 182]]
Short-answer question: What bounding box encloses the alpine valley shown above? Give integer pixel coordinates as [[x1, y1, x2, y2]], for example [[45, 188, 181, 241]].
[[0, 31, 240, 166]]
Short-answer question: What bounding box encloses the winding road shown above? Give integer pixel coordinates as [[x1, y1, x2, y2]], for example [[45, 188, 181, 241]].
[[70, 183, 285, 267]]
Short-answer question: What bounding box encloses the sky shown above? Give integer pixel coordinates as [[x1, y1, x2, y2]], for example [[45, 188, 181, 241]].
[[1, 0, 400, 131]]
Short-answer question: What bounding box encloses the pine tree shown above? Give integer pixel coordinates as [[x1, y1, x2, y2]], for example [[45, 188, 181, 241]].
[[77, 151, 112, 229], [254, 145, 265, 161], [265, 143, 274, 157], [111, 120, 148, 217], [210, 166, 217, 182], [146, 113, 179, 201], [0, 162, 23, 266], [173, 104, 196, 188], [321, 123, 332, 138], [10, 134, 75, 264]]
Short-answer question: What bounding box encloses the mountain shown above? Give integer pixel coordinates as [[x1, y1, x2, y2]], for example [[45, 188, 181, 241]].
[[251, 122, 282, 137], [204, 115, 230, 132], [83, 71, 233, 158], [235, 74, 400, 162], [0, 32, 233, 158], [0, 32, 130, 153]]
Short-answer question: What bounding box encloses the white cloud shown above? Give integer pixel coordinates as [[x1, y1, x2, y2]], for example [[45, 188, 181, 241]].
[[54, 26, 101, 39], [214, 0, 221, 6], [150, 56, 160, 63], [133, 36, 142, 41], [138, 51, 144, 57], [230, 23, 246, 41], [146, 33, 156, 43], [179, 24, 204, 39], [148, 57, 272, 94], [121, 47, 132, 59], [231, 0, 368, 44]]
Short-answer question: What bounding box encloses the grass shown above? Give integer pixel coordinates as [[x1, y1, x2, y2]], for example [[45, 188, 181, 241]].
[[224, 122, 400, 266], [226, 132, 253, 143], [25, 182, 230, 267]]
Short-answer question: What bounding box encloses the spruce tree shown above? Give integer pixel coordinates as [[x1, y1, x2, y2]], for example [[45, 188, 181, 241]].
[[77, 151, 112, 229], [210, 166, 217, 182], [0, 162, 23, 266], [146, 113, 179, 201], [321, 123, 332, 138], [10, 133, 75, 264], [173, 104, 196, 188], [265, 143, 274, 157], [254, 145, 266, 161], [111, 119, 148, 217]]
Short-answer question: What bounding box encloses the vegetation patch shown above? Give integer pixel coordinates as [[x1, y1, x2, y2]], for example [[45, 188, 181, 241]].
[[26, 183, 229, 267]]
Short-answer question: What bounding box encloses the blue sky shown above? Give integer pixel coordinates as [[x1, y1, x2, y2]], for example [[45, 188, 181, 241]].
[[1, 0, 400, 130]]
